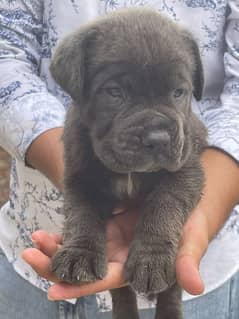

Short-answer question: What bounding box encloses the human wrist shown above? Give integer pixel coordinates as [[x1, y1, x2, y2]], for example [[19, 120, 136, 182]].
[[198, 147, 239, 239], [25, 127, 64, 191]]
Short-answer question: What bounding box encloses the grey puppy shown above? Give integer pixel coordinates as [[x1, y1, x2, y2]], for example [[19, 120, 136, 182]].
[[50, 8, 207, 319]]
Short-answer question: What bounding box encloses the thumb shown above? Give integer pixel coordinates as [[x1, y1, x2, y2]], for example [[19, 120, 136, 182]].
[[176, 209, 209, 295]]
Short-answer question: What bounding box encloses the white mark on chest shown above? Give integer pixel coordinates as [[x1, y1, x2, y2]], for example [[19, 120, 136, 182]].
[[113, 173, 135, 199]]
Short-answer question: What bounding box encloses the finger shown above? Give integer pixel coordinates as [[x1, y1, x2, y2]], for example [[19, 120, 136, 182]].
[[176, 254, 204, 295], [31, 230, 62, 257], [176, 210, 208, 295], [21, 248, 60, 283], [48, 262, 126, 300]]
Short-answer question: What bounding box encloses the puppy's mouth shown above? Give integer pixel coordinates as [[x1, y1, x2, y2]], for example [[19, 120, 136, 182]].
[[93, 115, 188, 173], [109, 134, 184, 173]]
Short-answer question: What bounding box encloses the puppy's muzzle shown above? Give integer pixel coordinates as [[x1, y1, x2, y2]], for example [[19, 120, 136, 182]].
[[96, 110, 185, 173]]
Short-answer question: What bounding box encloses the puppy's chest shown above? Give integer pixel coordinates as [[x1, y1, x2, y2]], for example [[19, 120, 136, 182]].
[[111, 173, 145, 201]]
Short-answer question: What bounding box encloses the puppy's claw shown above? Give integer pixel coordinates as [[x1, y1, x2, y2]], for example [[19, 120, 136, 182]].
[[51, 246, 107, 284], [125, 242, 176, 295]]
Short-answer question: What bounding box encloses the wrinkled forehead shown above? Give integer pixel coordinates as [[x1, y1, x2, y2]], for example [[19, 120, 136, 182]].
[[89, 61, 193, 93], [86, 15, 194, 73], [92, 38, 189, 68]]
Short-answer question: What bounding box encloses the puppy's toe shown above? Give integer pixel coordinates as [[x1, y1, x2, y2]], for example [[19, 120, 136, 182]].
[[51, 247, 107, 283], [125, 244, 176, 294]]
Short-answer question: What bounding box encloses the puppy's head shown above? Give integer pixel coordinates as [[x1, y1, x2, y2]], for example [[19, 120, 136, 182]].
[[50, 8, 204, 173]]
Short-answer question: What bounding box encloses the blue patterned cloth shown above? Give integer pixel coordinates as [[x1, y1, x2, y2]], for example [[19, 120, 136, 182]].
[[0, 0, 239, 310]]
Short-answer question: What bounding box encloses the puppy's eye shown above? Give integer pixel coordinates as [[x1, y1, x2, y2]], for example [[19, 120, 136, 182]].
[[105, 87, 123, 98], [173, 88, 186, 99]]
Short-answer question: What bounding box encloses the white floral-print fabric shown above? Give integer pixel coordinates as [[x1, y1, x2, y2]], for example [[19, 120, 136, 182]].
[[0, 0, 239, 310]]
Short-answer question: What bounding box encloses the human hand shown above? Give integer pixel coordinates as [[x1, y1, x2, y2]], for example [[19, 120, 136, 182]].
[[22, 209, 140, 300], [22, 206, 206, 301], [177, 148, 239, 295]]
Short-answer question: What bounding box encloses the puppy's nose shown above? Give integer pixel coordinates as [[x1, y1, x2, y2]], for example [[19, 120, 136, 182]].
[[142, 130, 171, 153]]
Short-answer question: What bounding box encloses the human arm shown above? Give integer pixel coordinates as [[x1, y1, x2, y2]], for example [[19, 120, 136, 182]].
[[177, 0, 239, 292], [0, 1, 66, 171], [25, 127, 64, 191]]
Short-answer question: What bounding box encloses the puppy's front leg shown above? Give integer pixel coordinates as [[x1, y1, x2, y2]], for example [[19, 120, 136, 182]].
[[125, 188, 184, 294], [125, 165, 204, 318], [51, 195, 108, 284], [124, 191, 185, 319]]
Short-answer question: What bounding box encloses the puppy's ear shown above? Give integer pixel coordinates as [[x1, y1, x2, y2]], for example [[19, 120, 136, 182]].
[[50, 28, 97, 102], [183, 32, 204, 101]]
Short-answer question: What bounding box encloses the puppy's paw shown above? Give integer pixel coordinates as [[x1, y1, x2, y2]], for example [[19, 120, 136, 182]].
[[125, 241, 176, 294], [51, 246, 107, 284]]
